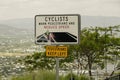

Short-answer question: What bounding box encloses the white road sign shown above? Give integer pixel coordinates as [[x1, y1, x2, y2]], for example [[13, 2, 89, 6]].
[[35, 14, 80, 45]]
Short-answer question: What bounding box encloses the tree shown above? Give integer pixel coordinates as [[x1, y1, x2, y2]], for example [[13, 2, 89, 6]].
[[23, 46, 75, 71], [22, 25, 120, 77], [69, 25, 120, 77], [24, 52, 56, 71]]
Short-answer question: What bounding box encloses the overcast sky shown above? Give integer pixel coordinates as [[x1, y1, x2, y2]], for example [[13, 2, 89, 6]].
[[0, 0, 120, 20]]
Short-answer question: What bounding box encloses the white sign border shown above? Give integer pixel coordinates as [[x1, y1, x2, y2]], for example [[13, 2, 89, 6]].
[[34, 14, 81, 45]]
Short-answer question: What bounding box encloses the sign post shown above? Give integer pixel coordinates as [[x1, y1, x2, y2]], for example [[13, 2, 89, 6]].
[[35, 14, 80, 80], [56, 58, 59, 80], [46, 45, 67, 80]]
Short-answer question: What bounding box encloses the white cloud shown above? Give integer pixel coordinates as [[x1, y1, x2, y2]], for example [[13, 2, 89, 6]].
[[0, 0, 120, 20]]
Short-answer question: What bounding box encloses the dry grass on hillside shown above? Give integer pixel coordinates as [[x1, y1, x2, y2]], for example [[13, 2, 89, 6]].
[[0, 52, 32, 56]]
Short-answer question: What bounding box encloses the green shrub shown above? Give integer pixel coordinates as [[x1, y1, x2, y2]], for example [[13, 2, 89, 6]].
[[63, 73, 79, 80], [39, 70, 56, 80], [79, 75, 90, 80], [11, 70, 93, 80], [11, 70, 56, 80]]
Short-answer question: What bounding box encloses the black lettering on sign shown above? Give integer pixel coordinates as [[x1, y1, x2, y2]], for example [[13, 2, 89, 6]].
[[45, 16, 68, 22]]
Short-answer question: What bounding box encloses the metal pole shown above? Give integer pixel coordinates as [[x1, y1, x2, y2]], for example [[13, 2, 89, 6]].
[[70, 66, 73, 80], [105, 29, 107, 74], [56, 58, 59, 80]]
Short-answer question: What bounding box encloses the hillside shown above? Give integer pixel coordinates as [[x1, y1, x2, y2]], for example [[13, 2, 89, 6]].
[[0, 18, 33, 30], [0, 16, 120, 53], [0, 24, 34, 53], [0, 16, 120, 31], [0, 24, 32, 37], [82, 16, 120, 28]]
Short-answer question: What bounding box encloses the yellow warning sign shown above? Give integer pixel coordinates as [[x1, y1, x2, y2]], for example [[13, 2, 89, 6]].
[[46, 46, 67, 57]]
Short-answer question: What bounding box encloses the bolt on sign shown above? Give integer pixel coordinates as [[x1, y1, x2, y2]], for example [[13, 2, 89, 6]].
[[35, 14, 80, 45], [46, 46, 67, 57]]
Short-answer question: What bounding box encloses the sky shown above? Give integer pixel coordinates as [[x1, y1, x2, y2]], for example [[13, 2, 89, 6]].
[[0, 0, 120, 20]]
